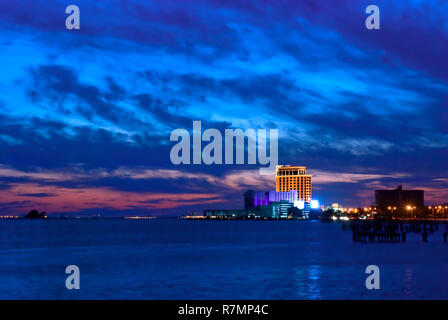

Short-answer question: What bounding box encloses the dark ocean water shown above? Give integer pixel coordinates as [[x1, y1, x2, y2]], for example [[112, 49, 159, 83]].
[[1, 219, 448, 299]]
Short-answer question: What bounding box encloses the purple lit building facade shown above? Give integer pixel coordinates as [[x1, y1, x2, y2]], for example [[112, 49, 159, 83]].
[[244, 190, 298, 210]]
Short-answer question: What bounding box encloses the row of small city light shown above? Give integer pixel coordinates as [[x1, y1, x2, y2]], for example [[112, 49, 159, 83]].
[[338, 208, 376, 213], [334, 205, 448, 214]]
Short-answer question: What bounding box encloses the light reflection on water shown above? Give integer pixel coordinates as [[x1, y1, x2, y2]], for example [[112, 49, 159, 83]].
[[403, 267, 413, 297], [294, 265, 322, 299]]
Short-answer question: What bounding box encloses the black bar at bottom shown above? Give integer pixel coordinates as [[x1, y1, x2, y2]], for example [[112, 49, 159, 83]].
[[0, 300, 446, 319]]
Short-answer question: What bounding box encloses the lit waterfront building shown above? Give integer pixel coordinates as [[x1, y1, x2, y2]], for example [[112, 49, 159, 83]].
[[269, 190, 298, 203], [332, 203, 343, 210], [275, 165, 312, 202], [375, 185, 424, 212], [237, 165, 317, 219], [272, 200, 294, 218], [244, 190, 298, 209]]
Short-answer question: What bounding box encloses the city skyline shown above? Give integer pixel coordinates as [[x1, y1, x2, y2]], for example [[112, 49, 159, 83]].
[[0, 1, 448, 216]]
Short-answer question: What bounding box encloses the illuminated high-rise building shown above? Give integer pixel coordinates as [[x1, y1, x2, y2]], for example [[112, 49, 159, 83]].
[[275, 165, 312, 202]]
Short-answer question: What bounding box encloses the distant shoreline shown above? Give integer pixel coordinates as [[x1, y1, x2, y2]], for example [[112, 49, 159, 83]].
[[0, 216, 157, 220]]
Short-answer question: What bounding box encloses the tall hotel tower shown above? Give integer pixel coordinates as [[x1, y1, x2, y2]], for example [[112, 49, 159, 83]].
[[275, 165, 312, 202]]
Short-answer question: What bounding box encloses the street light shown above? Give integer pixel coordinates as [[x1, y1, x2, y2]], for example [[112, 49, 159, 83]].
[[406, 205, 414, 219], [387, 206, 396, 217], [429, 205, 436, 219]]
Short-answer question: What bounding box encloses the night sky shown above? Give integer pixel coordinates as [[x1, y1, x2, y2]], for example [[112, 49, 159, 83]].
[[0, 0, 447, 216]]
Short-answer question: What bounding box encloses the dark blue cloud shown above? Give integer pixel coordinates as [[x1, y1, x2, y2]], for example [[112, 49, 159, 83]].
[[0, 0, 447, 214]]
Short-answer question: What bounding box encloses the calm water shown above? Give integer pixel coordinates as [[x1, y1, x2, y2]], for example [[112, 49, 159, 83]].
[[1, 219, 448, 299]]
